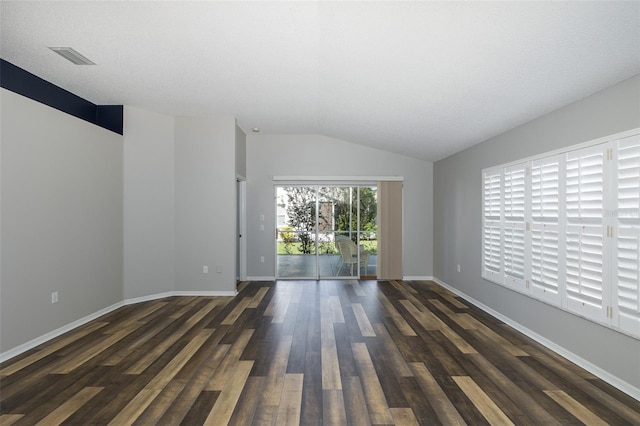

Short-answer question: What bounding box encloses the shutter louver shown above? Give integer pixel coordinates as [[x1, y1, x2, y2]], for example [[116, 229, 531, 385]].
[[617, 138, 640, 219], [565, 145, 607, 320], [616, 230, 640, 335], [614, 135, 640, 336], [530, 156, 562, 304], [483, 225, 501, 273], [565, 226, 606, 319], [503, 164, 526, 289], [566, 147, 604, 222], [532, 159, 560, 222], [504, 166, 526, 220], [484, 171, 501, 220], [504, 226, 525, 279], [531, 227, 560, 303], [482, 170, 502, 283]]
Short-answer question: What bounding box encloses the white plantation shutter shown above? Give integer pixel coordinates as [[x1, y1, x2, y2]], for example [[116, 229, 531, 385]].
[[530, 156, 562, 304], [503, 164, 526, 289], [482, 129, 640, 339], [483, 169, 502, 283], [564, 145, 608, 321], [614, 135, 640, 336]]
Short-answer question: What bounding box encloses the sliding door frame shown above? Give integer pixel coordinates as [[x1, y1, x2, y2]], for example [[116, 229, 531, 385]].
[[274, 181, 381, 280]]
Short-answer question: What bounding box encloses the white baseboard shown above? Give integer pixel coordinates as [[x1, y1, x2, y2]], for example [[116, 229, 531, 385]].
[[1, 290, 237, 363], [0, 301, 124, 363], [432, 277, 640, 401], [403, 275, 434, 281], [123, 292, 175, 305], [172, 291, 238, 297], [246, 276, 276, 281], [123, 290, 237, 305]]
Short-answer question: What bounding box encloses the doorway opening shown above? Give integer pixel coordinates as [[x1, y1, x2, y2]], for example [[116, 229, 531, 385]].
[[275, 185, 377, 279], [236, 178, 247, 285]]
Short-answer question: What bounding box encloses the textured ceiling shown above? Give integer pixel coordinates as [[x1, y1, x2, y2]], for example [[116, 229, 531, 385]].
[[1, 1, 639, 161]]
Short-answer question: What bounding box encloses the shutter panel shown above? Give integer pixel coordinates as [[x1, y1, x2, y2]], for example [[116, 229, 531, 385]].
[[503, 164, 526, 290], [614, 134, 640, 337], [504, 225, 525, 281], [530, 156, 562, 304], [617, 135, 640, 219], [482, 169, 502, 283], [616, 228, 640, 336], [565, 226, 606, 319], [566, 145, 604, 222], [483, 225, 502, 280], [531, 157, 560, 222], [483, 170, 501, 220], [531, 226, 561, 304], [504, 165, 526, 221], [565, 145, 607, 321]]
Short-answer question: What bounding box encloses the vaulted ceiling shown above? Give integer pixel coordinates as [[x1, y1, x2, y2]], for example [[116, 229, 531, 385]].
[[1, 1, 638, 161]]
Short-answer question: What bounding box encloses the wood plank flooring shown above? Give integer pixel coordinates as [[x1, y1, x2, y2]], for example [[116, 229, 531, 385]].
[[1, 280, 639, 425]]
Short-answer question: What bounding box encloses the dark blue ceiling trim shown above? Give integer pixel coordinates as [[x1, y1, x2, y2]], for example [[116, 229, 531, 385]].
[[1, 58, 123, 135]]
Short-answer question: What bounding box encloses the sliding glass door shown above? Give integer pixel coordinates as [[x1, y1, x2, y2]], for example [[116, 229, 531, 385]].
[[276, 185, 377, 279]]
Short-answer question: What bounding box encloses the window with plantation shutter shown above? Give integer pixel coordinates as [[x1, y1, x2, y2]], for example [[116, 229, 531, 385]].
[[482, 129, 640, 340], [614, 134, 640, 336], [503, 164, 526, 290], [530, 156, 562, 304], [482, 169, 502, 283]]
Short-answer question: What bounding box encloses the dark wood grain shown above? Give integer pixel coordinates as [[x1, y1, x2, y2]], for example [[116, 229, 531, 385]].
[[1, 280, 639, 425]]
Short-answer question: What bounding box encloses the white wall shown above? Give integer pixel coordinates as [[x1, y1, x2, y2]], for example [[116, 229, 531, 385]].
[[123, 110, 239, 298], [123, 107, 175, 299], [1, 98, 244, 356], [0, 88, 123, 352], [433, 75, 640, 393], [174, 116, 237, 293], [246, 134, 433, 279]]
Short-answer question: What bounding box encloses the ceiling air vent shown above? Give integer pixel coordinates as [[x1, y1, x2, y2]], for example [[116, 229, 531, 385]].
[[48, 47, 95, 65]]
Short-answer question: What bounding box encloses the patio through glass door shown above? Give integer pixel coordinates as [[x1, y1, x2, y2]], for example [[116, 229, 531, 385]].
[[276, 185, 377, 279]]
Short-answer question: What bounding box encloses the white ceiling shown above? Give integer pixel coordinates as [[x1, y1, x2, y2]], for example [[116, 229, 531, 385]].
[[1, 1, 639, 161]]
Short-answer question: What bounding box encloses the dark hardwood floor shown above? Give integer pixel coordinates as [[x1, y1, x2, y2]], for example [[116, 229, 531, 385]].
[[1, 280, 639, 425]]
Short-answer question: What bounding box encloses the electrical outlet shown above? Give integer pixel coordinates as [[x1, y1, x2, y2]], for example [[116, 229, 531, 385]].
[[203, 266, 209, 274], [260, 214, 265, 221], [457, 264, 461, 272], [51, 291, 59, 304], [260, 256, 265, 263]]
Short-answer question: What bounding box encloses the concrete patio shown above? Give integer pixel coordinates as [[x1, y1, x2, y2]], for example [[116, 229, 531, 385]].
[[276, 254, 377, 278]]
